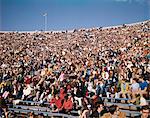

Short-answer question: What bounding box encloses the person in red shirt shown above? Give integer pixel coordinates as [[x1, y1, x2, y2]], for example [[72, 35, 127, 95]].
[[53, 94, 63, 112], [24, 75, 32, 85], [59, 87, 66, 100], [67, 84, 71, 92], [49, 94, 55, 109], [62, 94, 73, 114]]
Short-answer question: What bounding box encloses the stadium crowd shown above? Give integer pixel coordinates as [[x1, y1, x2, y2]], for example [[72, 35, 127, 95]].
[[0, 21, 150, 118]]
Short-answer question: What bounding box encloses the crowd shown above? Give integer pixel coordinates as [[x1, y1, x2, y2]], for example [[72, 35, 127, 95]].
[[0, 21, 150, 118]]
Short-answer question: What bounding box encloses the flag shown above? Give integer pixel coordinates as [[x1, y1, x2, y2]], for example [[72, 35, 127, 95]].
[[43, 13, 47, 16]]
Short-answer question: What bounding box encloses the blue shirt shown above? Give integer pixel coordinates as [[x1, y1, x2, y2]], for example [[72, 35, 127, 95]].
[[139, 81, 148, 90]]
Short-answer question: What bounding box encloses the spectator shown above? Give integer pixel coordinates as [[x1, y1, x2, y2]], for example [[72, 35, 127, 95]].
[[0, 94, 8, 118], [62, 95, 73, 114], [139, 77, 148, 95], [74, 86, 83, 107], [29, 112, 35, 118], [119, 79, 130, 99], [80, 104, 92, 118], [53, 94, 63, 112], [96, 80, 105, 97], [101, 105, 126, 118], [0, 20, 149, 117], [91, 103, 107, 118], [140, 105, 150, 118], [131, 78, 140, 98]]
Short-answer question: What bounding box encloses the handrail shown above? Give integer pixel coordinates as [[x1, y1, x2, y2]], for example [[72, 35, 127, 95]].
[[101, 97, 150, 103], [86, 96, 150, 102], [15, 101, 142, 108], [14, 97, 150, 108], [8, 108, 78, 118], [13, 104, 78, 114], [8, 106, 141, 117], [120, 109, 141, 114], [11, 98, 149, 118], [13, 104, 141, 115], [10, 101, 142, 113], [104, 102, 142, 108], [13, 105, 51, 111], [102, 97, 130, 101], [9, 99, 147, 118]]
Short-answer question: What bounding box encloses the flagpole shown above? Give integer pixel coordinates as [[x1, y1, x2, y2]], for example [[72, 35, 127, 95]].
[[43, 13, 47, 31]]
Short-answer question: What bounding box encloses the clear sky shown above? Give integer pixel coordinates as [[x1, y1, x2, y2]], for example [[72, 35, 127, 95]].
[[0, 0, 150, 31]]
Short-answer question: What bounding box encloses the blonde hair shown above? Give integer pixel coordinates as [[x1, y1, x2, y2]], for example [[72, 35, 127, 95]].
[[118, 112, 126, 118], [101, 113, 112, 118]]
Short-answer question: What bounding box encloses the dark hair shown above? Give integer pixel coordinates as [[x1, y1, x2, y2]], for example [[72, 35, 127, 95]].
[[96, 103, 103, 109], [39, 113, 44, 116], [133, 78, 137, 82], [141, 105, 149, 111], [109, 105, 117, 114], [64, 95, 68, 100], [29, 111, 34, 116]]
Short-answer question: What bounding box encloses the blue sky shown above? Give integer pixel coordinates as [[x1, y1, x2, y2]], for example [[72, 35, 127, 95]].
[[0, 0, 150, 31]]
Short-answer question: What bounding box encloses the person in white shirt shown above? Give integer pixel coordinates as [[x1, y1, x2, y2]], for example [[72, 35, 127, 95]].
[[131, 78, 140, 98]]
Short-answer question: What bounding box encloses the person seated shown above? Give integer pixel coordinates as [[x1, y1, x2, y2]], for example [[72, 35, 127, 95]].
[[37, 113, 44, 118], [101, 105, 126, 118], [80, 104, 92, 118], [91, 103, 107, 118], [29, 112, 34, 118], [119, 79, 130, 99], [53, 94, 63, 112], [140, 105, 149, 118], [96, 80, 105, 97], [62, 94, 73, 114], [130, 78, 140, 98], [59, 86, 66, 100], [129, 94, 148, 106], [74, 86, 83, 107], [0, 94, 8, 118], [139, 77, 148, 96]]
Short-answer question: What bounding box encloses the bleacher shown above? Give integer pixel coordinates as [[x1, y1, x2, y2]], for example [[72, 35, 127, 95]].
[[1, 20, 150, 118], [6, 97, 150, 118]]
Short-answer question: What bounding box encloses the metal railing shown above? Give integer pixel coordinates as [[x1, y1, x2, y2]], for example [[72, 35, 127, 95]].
[[8, 108, 78, 118]]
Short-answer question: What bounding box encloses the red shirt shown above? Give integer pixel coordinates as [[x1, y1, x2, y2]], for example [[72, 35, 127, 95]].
[[49, 98, 55, 105], [54, 98, 62, 109], [60, 88, 66, 100], [67, 84, 71, 90], [25, 77, 31, 84], [63, 98, 73, 110]]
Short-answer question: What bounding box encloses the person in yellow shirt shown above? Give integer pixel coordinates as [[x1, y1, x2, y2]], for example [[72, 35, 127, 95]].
[[119, 79, 130, 99]]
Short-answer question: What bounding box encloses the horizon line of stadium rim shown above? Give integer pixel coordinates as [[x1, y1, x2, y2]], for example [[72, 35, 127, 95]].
[[0, 19, 149, 33]]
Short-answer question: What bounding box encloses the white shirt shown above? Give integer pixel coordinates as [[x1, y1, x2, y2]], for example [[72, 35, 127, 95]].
[[131, 83, 139, 92]]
